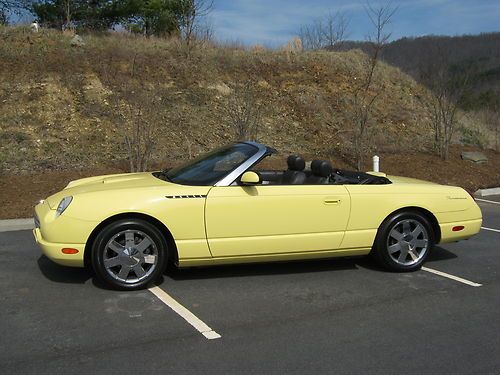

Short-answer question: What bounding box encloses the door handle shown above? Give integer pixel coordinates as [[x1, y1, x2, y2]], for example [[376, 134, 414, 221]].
[[324, 198, 341, 204]]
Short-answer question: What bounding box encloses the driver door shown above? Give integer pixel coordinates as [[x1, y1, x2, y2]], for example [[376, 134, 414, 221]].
[[205, 184, 351, 257]]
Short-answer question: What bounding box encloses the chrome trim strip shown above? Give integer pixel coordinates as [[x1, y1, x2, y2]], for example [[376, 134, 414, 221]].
[[214, 142, 268, 187]]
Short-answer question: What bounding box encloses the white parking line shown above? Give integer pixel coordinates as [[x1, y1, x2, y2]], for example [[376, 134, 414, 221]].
[[481, 227, 500, 233], [476, 198, 500, 205], [149, 286, 221, 340], [421, 267, 482, 287]]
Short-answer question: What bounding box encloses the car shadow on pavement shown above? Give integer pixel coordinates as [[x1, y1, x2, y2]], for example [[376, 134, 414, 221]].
[[37, 255, 93, 284], [166, 257, 359, 280], [426, 246, 458, 262], [38, 255, 166, 290], [36, 247, 458, 286], [356, 245, 458, 273]]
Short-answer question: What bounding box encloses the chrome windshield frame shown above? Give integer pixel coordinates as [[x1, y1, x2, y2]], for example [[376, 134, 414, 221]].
[[214, 141, 269, 187]]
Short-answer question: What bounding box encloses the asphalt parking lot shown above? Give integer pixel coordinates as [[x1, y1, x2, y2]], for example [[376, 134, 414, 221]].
[[1, 198, 499, 374]]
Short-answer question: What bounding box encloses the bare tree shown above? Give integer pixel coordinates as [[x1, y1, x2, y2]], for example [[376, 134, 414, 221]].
[[419, 40, 473, 160], [178, 0, 213, 46], [483, 102, 500, 152], [322, 11, 350, 50], [299, 18, 324, 50], [363, 2, 397, 90], [225, 82, 263, 141], [63, 0, 71, 30], [350, 2, 397, 170], [101, 53, 164, 172], [492, 102, 500, 152], [123, 102, 156, 172], [299, 11, 350, 51], [194, 20, 214, 43]]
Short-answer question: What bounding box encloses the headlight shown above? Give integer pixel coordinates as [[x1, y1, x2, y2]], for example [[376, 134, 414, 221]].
[[56, 196, 73, 217]]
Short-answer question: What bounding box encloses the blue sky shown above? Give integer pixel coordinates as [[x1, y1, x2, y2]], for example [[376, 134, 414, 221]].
[[211, 0, 500, 47]]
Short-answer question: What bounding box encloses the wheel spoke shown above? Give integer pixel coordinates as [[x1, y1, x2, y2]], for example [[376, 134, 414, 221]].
[[108, 240, 124, 254], [402, 221, 411, 235], [133, 264, 146, 278], [387, 219, 430, 266], [415, 239, 428, 248], [389, 229, 403, 241], [388, 243, 402, 254], [103, 229, 158, 283], [411, 225, 423, 238], [125, 231, 135, 248], [136, 237, 152, 253], [118, 265, 130, 279], [398, 245, 409, 263], [104, 256, 122, 268], [408, 249, 419, 261]]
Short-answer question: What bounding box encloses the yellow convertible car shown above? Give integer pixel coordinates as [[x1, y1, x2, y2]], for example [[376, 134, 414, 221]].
[[33, 141, 482, 290]]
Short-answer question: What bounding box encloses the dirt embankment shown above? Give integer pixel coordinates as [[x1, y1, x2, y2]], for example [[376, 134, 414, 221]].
[[0, 26, 498, 219]]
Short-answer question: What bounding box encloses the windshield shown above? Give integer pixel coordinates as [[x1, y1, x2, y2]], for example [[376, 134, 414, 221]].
[[164, 143, 259, 186]]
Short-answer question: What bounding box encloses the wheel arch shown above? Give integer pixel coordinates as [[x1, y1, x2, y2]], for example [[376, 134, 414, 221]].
[[84, 212, 178, 268], [381, 206, 441, 243]]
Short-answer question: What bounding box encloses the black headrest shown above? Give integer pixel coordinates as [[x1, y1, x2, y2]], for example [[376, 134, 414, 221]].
[[311, 160, 333, 177], [287, 155, 305, 171]]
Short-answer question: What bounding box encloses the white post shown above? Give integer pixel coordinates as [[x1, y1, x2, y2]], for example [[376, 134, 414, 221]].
[[372, 155, 380, 172], [31, 22, 39, 33]]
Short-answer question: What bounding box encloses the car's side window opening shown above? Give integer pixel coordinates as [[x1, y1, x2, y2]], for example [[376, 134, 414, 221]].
[[246, 154, 391, 186]]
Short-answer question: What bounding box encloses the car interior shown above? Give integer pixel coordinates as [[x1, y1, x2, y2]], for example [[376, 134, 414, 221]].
[[250, 155, 392, 185]]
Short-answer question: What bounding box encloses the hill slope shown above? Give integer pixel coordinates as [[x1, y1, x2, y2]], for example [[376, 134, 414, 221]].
[[1, 27, 500, 219], [1, 26, 440, 174]]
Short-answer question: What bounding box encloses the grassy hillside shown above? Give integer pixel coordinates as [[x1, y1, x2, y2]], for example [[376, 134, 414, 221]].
[[1, 25, 441, 174], [1, 26, 500, 219]]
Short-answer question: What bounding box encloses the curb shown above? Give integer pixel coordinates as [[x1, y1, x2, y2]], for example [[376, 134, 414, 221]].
[[475, 187, 500, 197], [0, 218, 34, 233]]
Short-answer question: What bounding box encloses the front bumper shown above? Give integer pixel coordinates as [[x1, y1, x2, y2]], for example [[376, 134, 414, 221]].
[[33, 227, 85, 267], [33, 200, 91, 268]]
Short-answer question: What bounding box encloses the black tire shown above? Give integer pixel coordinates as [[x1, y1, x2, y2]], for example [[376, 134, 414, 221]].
[[91, 219, 168, 290], [371, 211, 434, 272]]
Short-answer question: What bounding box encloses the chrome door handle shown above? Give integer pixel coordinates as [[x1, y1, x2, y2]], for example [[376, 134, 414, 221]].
[[324, 198, 341, 204]]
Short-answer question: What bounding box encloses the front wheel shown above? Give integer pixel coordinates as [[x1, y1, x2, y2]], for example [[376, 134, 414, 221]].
[[372, 212, 434, 272], [91, 219, 168, 290]]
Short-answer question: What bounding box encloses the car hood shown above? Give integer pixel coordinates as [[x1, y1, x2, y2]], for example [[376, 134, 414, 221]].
[[45, 172, 170, 209]]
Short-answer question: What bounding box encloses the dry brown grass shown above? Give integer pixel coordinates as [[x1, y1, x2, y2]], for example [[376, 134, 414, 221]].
[[0, 25, 488, 175]]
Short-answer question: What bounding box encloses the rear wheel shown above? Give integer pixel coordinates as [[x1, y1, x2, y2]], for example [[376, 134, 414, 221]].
[[91, 219, 168, 290], [372, 212, 434, 272]]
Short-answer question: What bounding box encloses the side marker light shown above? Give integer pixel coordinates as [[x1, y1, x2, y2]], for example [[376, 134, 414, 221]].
[[62, 248, 79, 254]]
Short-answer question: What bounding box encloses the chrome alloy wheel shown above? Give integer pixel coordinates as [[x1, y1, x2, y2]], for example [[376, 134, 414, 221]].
[[386, 219, 429, 266], [103, 229, 158, 284]]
